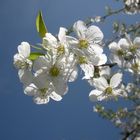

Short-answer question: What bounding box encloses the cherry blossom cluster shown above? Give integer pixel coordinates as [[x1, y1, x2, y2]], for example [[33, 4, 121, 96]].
[[13, 18, 140, 106], [13, 1, 140, 138], [109, 36, 140, 73], [13, 20, 108, 104], [124, 0, 140, 14]]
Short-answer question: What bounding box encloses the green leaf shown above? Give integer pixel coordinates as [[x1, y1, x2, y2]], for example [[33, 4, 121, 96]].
[[28, 52, 45, 61], [36, 11, 47, 38]]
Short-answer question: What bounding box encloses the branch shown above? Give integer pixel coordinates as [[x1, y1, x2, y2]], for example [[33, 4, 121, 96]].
[[98, 63, 117, 67], [106, 23, 140, 45], [122, 129, 135, 140], [66, 7, 125, 35]]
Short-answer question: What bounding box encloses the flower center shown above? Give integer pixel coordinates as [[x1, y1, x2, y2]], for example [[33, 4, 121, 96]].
[[14, 60, 29, 69], [132, 63, 139, 72], [78, 56, 87, 64], [49, 65, 60, 77], [105, 87, 113, 95], [57, 45, 65, 55], [129, 45, 137, 53], [117, 49, 124, 56], [39, 88, 48, 97], [78, 39, 89, 49]]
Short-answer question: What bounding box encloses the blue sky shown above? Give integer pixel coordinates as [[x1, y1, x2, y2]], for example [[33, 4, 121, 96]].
[[0, 0, 140, 140]]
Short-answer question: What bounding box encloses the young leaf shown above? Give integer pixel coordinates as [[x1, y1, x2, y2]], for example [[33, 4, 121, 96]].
[[36, 11, 47, 38], [28, 52, 45, 61]]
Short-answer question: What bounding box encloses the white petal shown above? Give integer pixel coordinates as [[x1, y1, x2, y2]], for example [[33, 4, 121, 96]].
[[89, 90, 103, 101], [33, 96, 50, 104], [18, 69, 33, 86], [90, 55, 100, 66], [58, 27, 67, 43], [86, 25, 103, 43], [113, 89, 123, 96], [88, 79, 95, 87], [13, 54, 24, 68], [97, 54, 107, 65], [66, 36, 78, 46], [44, 33, 57, 47], [90, 54, 107, 66], [33, 72, 49, 89], [134, 37, 140, 48], [90, 44, 103, 54], [109, 54, 122, 66], [80, 63, 94, 79], [73, 20, 87, 39], [18, 42, 30, 58], [94, 77, 108, 91], [53, 79, 68, 95], [100, 66, 111, 78], [24, 84, 37, 96], [13, 53, 22, 62], [110, 73, 122, 88], [33, 56, 49, 72], [68, 66, 78, 82], [118, 38, 130, 50], [50, 92, 62, 101], [108, 42, 118, 53]]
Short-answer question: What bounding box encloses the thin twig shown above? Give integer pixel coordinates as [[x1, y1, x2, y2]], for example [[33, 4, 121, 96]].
[[66, 7, 125, 35], [105, 23, 140, 45]]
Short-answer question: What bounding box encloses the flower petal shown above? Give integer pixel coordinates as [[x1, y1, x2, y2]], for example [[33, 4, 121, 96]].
[[97, 54, 107, 65], [90, 54, 107, 66], [33, 72, 50, 89], [90, 44, 103, 54], [18, 42, 30, 58], [81, 63, 94, 79], [108, 42, 118, 53], [24, 84, 37, 96], [118, 38, 129, 50], [53, 79, 68, 95], [89, 90, 103, 101], [43, 33, 57, 48], [73, 20, 87, 39], [33, 96, 50, 104], [109, 54, 122, 66], [93, 77, 108, 91], [66, 36, 78, 46], [33, 56, 49, 72], [68, 66, 78, 82], [110, 73, 122, 88], [18, 69, 33, 86], [58, 27, 67, 43], [100, 66, 111, 78], [134, 37, 140, 48], [86, 25, 103, 43], [50, 92, 62, 101]]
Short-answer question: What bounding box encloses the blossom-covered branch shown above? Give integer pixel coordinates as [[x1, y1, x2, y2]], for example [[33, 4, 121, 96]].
[[13, 0, 140, 139]]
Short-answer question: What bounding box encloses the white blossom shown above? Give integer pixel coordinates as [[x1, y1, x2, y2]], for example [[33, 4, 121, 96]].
[[42, 27, 78, 82], [13, 42, 33, 86], [128, 57, 140, 74], [33, 55, 69, 96], [43, 27, 69, 58], [89, 73, 124, 101], [88, 66, 111, 86], [124, 0, 140, 14], [66, 20, 107, 66], [13, 42, 32, 70], [22, 66, 62, 104], [24, 77, 62, 104]]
